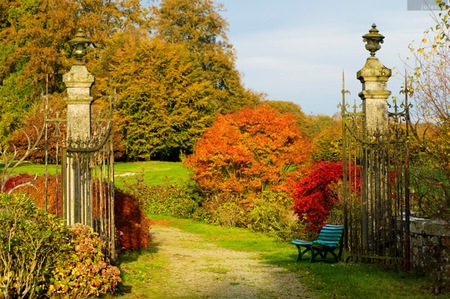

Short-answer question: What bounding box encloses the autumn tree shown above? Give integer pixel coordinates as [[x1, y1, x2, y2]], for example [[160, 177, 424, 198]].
[[264, 100, 312, 136], [109, 34, 217, 160], [184, 104, 311, 197], [406, 0, 450, 219], [154, 0, 262, 113], [0, 0, 150, 143]]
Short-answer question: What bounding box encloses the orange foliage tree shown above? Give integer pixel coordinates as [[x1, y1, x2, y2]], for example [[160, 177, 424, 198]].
[[184, 104, 311, 198]]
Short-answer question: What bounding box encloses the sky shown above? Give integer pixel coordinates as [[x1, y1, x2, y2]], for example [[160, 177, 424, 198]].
[[219, 0, 442, 116]]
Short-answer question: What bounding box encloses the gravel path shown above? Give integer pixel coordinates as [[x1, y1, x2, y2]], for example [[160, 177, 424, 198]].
[[149, 223, 316, 299]]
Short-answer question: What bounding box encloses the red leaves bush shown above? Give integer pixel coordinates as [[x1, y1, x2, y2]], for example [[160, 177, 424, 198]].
[[4, 173, 151, 251], [292, 161, 344, 232], [114, 189, 152, 250]]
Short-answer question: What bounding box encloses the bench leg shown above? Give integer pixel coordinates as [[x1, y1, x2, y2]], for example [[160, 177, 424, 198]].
[[295, 245, 311, 261], [310, 247, 340, 263]]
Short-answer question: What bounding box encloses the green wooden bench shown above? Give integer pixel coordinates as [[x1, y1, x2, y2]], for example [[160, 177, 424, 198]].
[[292, 224, 344, 262]]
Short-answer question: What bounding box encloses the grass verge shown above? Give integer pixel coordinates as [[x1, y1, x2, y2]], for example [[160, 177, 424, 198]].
[[114, 215, 445, 299]]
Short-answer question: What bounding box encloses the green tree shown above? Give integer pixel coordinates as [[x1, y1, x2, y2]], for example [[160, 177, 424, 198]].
[[154, 0, 262, 113], [110, 35, 217, 160], [311, 120, 342, 162]]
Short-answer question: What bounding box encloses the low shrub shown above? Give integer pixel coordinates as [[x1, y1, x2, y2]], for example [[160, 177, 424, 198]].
[[115, 189, 152, 251], [247, 191, 299, 241], [192, 192, 245, 225], [292, 161, 344, 233], [121, 174, 199, 219], [0, 193, 69, 299], [0, 194, 121, 299], [47, 223, 121, 298]]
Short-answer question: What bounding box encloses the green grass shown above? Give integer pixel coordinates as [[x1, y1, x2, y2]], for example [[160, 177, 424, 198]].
[[0, 161, 59, 176], [1, 161, 189, 188], [114, 215, 445, 299], [114, 161, 189, 188]]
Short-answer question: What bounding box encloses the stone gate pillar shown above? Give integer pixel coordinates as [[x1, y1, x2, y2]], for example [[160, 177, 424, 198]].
[[62, 29, 94, 226], [357, 24, 392, 254], [357, 24, 391, 136]]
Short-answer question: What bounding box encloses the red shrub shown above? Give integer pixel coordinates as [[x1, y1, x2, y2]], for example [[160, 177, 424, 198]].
[[114, 189, 152, 250], [292, 161, 344, 232]]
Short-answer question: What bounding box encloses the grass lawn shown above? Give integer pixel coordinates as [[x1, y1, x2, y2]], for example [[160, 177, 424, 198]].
[[1, 161, 189, 188], [115, 215, 445, 299], [114, 161, 189, 188]]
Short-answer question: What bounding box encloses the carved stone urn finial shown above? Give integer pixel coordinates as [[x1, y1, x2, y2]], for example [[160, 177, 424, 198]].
[[69, 28, 91, 64], [362, 24, 385, 57]]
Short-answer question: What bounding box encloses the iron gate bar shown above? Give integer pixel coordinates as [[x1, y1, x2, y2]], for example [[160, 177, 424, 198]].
[[342, 82, 411, 270]]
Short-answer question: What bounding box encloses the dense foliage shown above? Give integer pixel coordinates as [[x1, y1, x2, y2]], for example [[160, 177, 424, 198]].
[[292, 161, 344, 232], [111, 36, 217, 160], [0, 193, 121, 298], [5, 173, 152, 251], [154, 0, 262, 113], [48, 224, 121, 298], [0, 0, 149, 144], [1, 0, 263, 162], [0, 193, 69, 298], [185, 104, 311, 196]]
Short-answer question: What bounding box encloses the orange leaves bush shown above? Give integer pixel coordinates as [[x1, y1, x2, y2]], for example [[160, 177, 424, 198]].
[[184, 104, 311, 197]]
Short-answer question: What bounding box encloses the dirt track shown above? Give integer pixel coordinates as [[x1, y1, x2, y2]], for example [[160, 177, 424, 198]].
[[146, 222, 315, 299]]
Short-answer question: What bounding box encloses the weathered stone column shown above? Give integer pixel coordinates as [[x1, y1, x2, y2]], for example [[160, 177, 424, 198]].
[[357, 24, 392, 254], [357, 24, 391, 136], [63, 29, 94, 226]]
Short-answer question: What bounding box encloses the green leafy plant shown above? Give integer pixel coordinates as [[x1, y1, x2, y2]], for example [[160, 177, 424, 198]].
[[0, 193, 69, 299], [247, 191, 298, 240], [121, 173, 199, 219]]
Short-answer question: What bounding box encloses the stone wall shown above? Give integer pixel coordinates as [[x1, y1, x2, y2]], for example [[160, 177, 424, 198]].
[[409, 217, 450, 284]]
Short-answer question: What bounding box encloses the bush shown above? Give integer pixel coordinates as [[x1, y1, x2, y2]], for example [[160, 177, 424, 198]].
[[247, 191, 299, 240], [47, 224, 121, 298], [0, 194, 121, 299], [192, 192, 245, 226], [115, 188, 152, 251], [184, 104, 311, 197], [0, 193, 69, 299], [6, 173, 152, 251], [292, 161, 344, 233], [121, 174, 199, 219]]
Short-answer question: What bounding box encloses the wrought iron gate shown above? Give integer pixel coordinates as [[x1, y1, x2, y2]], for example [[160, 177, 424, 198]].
[[44, 95, 116, 257], [342, 93, 411, 269]]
